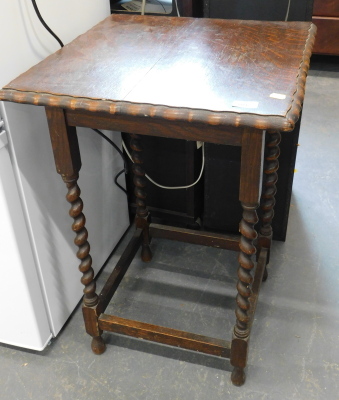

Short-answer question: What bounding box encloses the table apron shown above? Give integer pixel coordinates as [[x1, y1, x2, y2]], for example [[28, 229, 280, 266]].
[[65, 110, 243, 146]]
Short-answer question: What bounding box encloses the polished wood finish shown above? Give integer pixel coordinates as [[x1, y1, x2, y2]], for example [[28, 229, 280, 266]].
[[99, 314, 231, 357], [66, 109, 242, 146], [313, 0, 339, 16], [0, 15, 316, 386], [1, 16, 315, 132], [312, 0, 339, 55], [312, 17, 339, 55], [180, 0, 193, 16]]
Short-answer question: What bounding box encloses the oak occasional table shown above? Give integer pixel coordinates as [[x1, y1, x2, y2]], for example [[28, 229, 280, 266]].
[[0, 15, 316, 386]]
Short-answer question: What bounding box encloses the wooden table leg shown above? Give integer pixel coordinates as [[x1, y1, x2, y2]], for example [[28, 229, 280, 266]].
[[230, 128, 265, 386], [45, 107, 105, 355], [258, 130, 281, 281], [130, 133, 152, 262]]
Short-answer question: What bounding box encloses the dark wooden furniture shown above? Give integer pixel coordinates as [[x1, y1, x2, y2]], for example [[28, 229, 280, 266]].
[[201, 0, 314, 241], [202, 118, 302, 241], [312, 0, 339, 55], [110, 1, 204, 229], [0, 15, 316, 386]]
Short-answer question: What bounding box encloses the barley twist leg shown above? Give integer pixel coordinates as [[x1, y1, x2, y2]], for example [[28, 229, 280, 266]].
[[259, 130, 281, 281], [235, 204, 258, 337], [130, 133, 152, 262], [64, 174, 106, 354], [231, 203, 258, 386]]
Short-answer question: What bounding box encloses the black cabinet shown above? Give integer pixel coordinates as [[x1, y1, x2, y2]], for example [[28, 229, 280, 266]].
[[123, 134, 204, 228]]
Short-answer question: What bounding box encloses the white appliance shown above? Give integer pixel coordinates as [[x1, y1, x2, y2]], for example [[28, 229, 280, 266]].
[[0, 0, 129, 350]]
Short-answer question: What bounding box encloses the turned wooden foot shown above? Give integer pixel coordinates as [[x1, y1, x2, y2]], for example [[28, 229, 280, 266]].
[[141, 226, 152, 262], [91, 336, 106, 355], [141, 244, 152, 262], [231, 366, 246, 386]]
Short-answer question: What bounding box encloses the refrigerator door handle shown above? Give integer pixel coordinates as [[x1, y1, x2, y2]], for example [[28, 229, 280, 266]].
[[0, 121, 8, 149]]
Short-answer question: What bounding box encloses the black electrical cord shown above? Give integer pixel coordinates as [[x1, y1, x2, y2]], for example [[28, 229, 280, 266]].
[[92, 129, 128, 195], [114, 169, 128, 194], [92, 129, 127, 170], [154, 0, 167, 14], [30, 0, 64, 48], [30, 0, 128, 195]]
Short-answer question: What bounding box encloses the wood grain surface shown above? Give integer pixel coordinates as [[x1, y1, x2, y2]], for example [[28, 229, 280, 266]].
[[0, 15, 316, 131], [312, 17, 339, 55], [313, 0, 339, 17]]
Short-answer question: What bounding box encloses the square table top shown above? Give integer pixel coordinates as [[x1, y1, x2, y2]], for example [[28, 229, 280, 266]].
[[0, 15, 316, 131]]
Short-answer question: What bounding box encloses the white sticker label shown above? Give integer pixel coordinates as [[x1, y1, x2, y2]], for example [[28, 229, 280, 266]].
[[232, 101, 259, 109], [270, 93, 286, 100]]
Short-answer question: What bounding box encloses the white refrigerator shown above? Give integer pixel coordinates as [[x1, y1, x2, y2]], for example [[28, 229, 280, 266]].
[[0, 0, 129, 350]]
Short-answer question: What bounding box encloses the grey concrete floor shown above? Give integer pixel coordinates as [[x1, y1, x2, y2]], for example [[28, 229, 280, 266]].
[[1, 57, 339, 399]]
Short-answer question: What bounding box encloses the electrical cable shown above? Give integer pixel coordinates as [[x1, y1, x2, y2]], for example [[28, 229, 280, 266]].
[[30, 2, 128, 195], [285, 0, 292, 21], [154, 0, 167, 14], [30, 0, 190, 194], [114, 169, 128, 195], [92, 129, 127, 172], [92, 129, 128, 195], [30, 0, 64, 47], [122, 139, 204, 190], [141, 0, 146, 15], [174, 0, 180, 16]]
